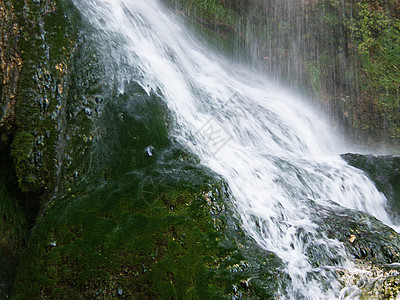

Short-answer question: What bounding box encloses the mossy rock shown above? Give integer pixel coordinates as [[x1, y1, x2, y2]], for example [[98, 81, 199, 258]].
[[10, 131, 38, 192], [339, 261, 400, 299], [9, 0, 80, 195], [13, 177, 284, 299], [0, 139, 40, 298], [0, 0, 22, 134]]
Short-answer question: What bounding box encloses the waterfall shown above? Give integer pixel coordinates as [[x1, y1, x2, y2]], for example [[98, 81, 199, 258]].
[[73, 0, 398, 298]]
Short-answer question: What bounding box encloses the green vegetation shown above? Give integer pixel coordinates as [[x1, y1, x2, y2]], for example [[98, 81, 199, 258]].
[[327, 0, 399, 145], [0, 139, 37, 298], [0, 180, 25, 251], [10, 0, 79, 194], [345, 1, 400, 142], [12, 71, 283, 298], [6, 12, 284, 293], [168, 0, 240, 25], [1, 0, 79, 296], [162, 0, 244, 39], [10, 131, 37, 192], [13, 181, 282, 299]]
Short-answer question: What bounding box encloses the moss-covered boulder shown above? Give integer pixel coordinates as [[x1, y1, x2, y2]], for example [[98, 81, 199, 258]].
[[304, 196, 400, 298], [312, 201, 400, 265], [12, 79, 285, 298], [13, 179, 284, 299], [1, 0, 81, 296]]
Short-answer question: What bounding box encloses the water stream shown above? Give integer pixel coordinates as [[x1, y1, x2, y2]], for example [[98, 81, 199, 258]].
[[73, 0, 398, 298]]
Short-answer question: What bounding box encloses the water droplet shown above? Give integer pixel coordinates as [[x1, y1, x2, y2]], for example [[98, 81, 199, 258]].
[[145, 146, 154, 156], [84, 107, 92, 115], [117, 287, 123, 295]]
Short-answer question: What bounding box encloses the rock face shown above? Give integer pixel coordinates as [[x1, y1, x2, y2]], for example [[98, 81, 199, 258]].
[[0, 0, 21, 133], [1, 0, 79, 296], [9, 0, 79, 194], [340, 153, 400, 298]]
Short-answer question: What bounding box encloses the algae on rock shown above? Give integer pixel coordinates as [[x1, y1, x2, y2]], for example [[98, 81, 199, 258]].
[[1, 0, 79, 296], [9, 0, 79, 194], [0, 0, 22, 134]]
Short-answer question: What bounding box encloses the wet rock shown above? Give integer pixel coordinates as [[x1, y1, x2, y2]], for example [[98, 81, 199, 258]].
[[0, 0, 22, 134], [339, 261, 400, 299], [5, 0, 80, 195], [341, 153, 400, 221], [310, 200, 400, 266], [13, 79, 285, 299]]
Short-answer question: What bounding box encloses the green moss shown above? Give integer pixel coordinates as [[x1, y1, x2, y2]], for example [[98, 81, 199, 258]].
[[9, 0, 80, 195], [0, 138, 39, 298], [10, 62, 282, 298], [13, 180, 282, 299], [315, 0, 400, 145], [10, 131, 37, 192], [0, 181, 26, 250], [0, 0, 81, 296], [164, 0, 241, 28]]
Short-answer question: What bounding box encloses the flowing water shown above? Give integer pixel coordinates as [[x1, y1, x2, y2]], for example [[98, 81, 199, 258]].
[[73, 0, 398, 298]]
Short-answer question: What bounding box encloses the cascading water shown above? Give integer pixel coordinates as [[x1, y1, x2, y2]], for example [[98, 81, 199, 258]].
[[73, 0, 398, 298]]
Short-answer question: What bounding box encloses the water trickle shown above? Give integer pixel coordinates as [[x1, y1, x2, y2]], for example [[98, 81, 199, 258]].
[[73, 0, 398, 298]]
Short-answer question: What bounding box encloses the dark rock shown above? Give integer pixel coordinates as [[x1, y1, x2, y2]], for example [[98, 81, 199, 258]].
[[311, 200, 400, 265], [341, 153, 400, 221]]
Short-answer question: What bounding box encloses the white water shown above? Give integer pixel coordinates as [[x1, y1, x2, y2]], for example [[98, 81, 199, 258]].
[[73, 0, 398, 298]]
